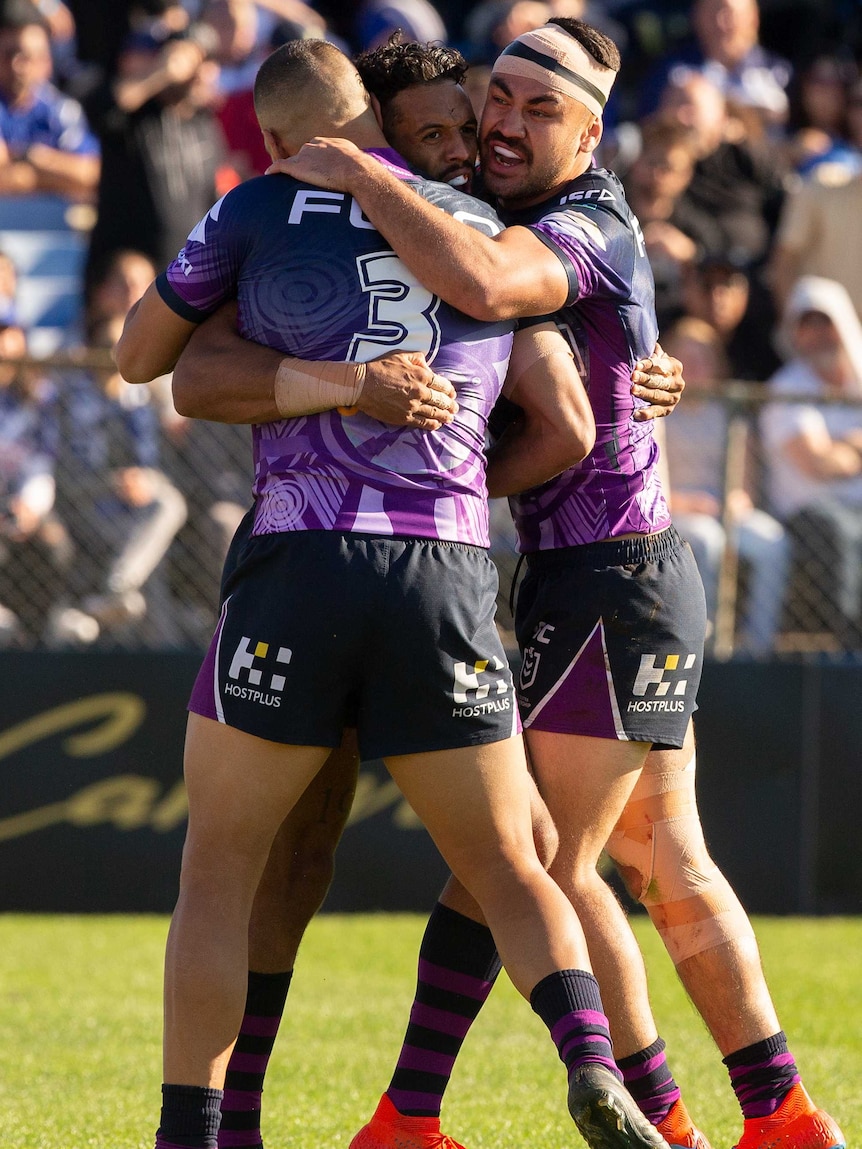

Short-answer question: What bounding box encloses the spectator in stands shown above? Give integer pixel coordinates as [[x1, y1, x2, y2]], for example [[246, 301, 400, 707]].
[[760, 276, 862, 648], [678, 251, 778, 381], [622, 117, 699, 328], [0, 250, 72, 645], [55, 250, 187, 646], [639, 0, 791, 132], [783, 51, 861, 178], [0, 0, 99, 200], [656, 67, 786, 379], [657, 68, 788, 268], [205, 0, 284, 180], [662, 315, 789, 655], [356, 0, 447, 51], [769, 157, 862, 322], [82, 0, 226, 291]]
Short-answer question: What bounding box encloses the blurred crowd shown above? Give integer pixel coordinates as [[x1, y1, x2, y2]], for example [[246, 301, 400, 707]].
[[3, 0, 862, 655]]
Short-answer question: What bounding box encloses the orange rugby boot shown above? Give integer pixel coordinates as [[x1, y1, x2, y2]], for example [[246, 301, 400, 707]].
[[656, 1098, 713, 1149], [733, 1084, 845, 1149], [349, 1093, 467, 1149]]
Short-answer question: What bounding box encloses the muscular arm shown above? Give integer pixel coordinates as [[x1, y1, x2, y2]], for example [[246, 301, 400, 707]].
[[271, 139, 570, 321], [115, 281, 200, 384], [486, 324, 595, 497], [169, 302, 459, 429]]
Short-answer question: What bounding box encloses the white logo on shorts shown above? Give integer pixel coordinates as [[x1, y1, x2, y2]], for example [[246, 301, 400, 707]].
[[452, 657, 511, 717], [224, 637, 293, 706], [628, 653, 697, 713]]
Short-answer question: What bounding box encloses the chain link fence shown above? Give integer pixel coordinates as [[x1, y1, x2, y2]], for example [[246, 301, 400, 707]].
[[2, 357, 862, 659]]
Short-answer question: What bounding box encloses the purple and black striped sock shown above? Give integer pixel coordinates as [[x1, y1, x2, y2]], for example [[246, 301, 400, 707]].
[[617, 1037, 682, 1125], [218, 970, 292, 1149], [156, 1083, 223, 1149], [530, 969, 622, 1083], [387, 903, 502, 1117], [724, 1031, 801, 1119]]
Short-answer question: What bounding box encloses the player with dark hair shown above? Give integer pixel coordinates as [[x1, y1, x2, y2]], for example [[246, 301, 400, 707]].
[[355, 33, 476, 192], [276, 18, 844, 1149], [164, 32, 683, 1149], [116, 36, 672, 1149]]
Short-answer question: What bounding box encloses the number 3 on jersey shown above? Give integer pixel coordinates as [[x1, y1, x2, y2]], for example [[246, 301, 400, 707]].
[[348, 251, 443, 363]]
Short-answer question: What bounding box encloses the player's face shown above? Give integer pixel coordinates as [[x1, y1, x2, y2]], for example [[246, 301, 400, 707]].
[[386, 80, 478, 191], [479, 72, 597, 209]]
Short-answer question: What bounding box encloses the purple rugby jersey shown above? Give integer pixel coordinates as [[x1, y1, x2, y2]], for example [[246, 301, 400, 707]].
[[157, 149, 513, 547], [503, 166, 672, 550]]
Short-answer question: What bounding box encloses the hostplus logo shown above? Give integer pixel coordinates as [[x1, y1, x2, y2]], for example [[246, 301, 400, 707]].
[[628, 653, 697, 714], [452, 657, 511, 718], [224, 637, 292, 708]]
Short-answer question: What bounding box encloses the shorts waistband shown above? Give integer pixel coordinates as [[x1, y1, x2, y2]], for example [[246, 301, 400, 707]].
[[524, 525, 683, 569]]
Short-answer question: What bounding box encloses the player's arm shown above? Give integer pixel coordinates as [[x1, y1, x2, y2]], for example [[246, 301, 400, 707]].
[[485, 323, 595, 497], [631, 343, 685, 420], [115, 279, 200, 383], [170, 301, 458, 428], [269, 139, 570, 321]]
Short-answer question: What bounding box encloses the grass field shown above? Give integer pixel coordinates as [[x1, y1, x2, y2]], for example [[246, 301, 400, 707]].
[[0, 914, 858, 1149]]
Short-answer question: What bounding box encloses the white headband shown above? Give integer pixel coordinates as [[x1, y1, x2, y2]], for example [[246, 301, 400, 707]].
[[492, 25, 617, 119]]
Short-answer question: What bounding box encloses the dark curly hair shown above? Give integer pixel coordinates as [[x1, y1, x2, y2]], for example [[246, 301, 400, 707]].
[[355, 32, 468, 109], [546, 18, 621, 73]]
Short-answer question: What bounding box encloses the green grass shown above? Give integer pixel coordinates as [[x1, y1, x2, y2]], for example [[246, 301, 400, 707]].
[[0, 914, 858, 1148]]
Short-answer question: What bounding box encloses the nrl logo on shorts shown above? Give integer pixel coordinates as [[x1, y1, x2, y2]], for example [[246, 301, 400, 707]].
[[520, 621, 555, 689], [519, 647, 541, 689]]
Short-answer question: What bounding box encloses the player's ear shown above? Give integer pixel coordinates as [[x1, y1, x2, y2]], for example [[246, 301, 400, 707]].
[[368, 92, 384, 131], [262, 127, 293, 160], [580, 115, 603, 155]]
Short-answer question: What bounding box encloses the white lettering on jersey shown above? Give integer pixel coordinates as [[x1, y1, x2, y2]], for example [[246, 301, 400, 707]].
[[288, 189, 346, 224], [348, 251, 442, 362]]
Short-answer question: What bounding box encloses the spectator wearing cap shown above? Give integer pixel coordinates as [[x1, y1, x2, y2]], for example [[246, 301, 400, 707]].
[[760, 276, 862, 647], [0, 0, 99, 200]]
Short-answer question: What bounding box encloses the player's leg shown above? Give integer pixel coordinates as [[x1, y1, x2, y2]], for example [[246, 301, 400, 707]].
[[513, 526, 711, 1148], [609, 725, 844, 1149], [384, 737, 667, 1149], [528, 729, 702, 1145], [159, 528, 369, 1149], [219, 729, 360, 1149], [158, 714, 330, 1149], [352, 774, 553, 1149]]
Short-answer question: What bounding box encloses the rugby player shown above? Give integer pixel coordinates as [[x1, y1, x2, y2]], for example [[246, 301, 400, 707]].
[[272, 19, 845, 1149], [115, 38, 670, 1149], [165, 35, 687, 1149]]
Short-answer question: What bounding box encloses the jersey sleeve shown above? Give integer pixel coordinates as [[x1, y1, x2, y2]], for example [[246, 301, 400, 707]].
[[528, 206, 634, 307], [157, 189, 246, 322]]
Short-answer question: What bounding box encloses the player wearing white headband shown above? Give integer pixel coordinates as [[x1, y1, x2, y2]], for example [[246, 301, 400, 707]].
[[272, 19, 841, 1149]]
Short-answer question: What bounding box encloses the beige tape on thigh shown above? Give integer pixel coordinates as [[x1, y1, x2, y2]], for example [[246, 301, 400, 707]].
[[607, 752, 756, 964], [274, 356, 366, 418]]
